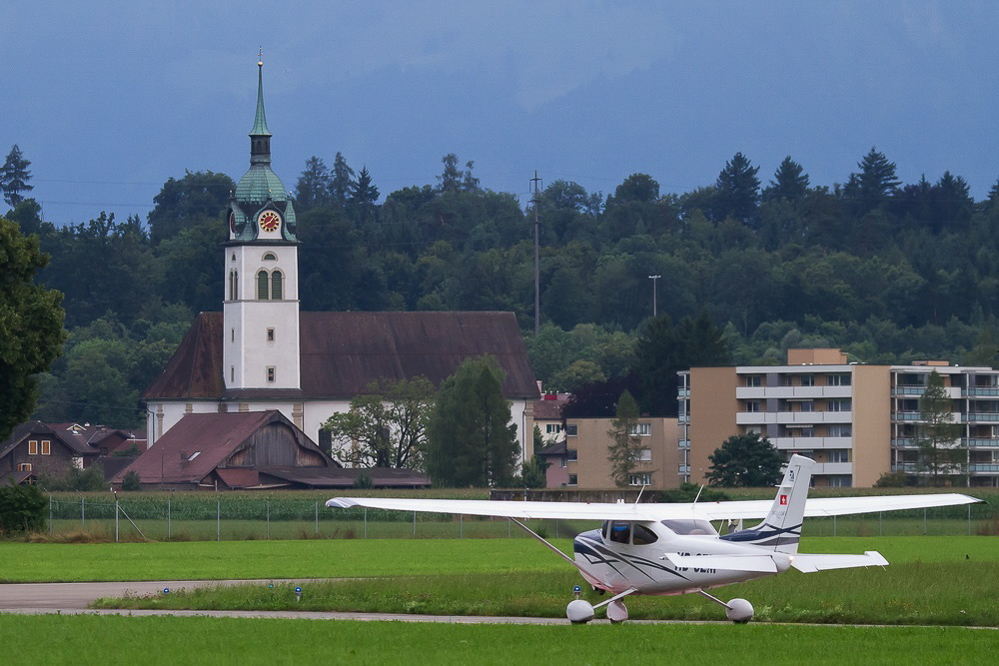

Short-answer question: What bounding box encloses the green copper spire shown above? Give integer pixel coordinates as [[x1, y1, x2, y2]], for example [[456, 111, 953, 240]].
[[250, 54, 271, 138]]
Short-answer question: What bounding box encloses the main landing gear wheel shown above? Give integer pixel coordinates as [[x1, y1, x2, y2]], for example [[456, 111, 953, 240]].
[[724, 598, 754, 624], [606, 599, 629, 624]]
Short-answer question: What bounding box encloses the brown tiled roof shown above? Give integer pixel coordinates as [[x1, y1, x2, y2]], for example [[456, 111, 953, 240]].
[[1, 421, 101, 459], [113, 410, 331, 485], [259, 466, 430, 489], [143, 314, 226, 399], [533, 393, 569, 420], [144, 311, 540, 401]]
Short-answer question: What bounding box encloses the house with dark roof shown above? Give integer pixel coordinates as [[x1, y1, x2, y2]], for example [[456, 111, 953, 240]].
[[143, 60, 540, 470], [0, 421, 102, 483]]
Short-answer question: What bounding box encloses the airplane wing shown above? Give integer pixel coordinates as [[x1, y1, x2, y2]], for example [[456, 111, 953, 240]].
[[790, 551, 888, 572], [662, 553, 779, 573], [326, 492, 980, 522]]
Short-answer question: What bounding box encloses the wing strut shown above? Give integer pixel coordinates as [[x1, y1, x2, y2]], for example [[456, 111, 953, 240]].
[[509, 517, 575, 565]]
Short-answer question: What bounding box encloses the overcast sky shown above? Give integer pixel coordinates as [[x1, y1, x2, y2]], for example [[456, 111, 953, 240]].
[[4, 1, 998, 226]]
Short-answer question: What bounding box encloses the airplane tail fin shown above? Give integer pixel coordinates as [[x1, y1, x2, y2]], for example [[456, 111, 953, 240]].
[[722, 454, 814, 554]]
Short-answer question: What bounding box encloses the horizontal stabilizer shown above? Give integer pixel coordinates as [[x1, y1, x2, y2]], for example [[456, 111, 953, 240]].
[[791, 551, 888, 573], [663, 553, 778, 573]]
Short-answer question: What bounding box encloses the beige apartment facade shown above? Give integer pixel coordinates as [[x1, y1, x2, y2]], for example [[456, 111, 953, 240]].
[[680, 349, 999, 488], [551, 417, 681, 489]]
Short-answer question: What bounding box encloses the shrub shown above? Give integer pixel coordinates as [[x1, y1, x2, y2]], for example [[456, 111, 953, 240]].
[[121, 470, 142, 491], [0, 483, 47, 535]]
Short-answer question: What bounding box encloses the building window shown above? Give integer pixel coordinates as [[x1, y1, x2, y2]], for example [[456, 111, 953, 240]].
[[565, 424, 578, 436], [828, 373, 852, 387], [629, 423, 651, 436], [17, 462, 32, 472], [638, 448, 652, 461], [267, 328, 275, 342], [28, 440, 38, 455], [257, 270, 269, 300], [745, 375, 762, 387], [746, 401, 761, 413], [829, 425, 852, 438], [228, 270, 238, 301], [559, 456, 567, 468], [829, 449, 850, 463], [801, 374, 814, 387], [271, 271, 283, 300], [829, 399, 851, 412], [567, 474, 578, 486], [231, 366, 235, 382], [41, 440, 51, 455], [262, 252, 277, 261], [266, 366, 276, 383], [545, 423, 563, 434], [629, 472, 653, 486], [567, 449, 578, 462], [800, 400, 815, 412]]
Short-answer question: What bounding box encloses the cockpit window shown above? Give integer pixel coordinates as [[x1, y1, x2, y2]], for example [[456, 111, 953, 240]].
[[631, 523, 658, 545], [605, 521, 632, 544], [661, 519, 718, 536]]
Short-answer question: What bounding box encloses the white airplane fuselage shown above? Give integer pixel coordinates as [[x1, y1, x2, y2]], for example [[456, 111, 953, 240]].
[[572, 521, 791, 596]]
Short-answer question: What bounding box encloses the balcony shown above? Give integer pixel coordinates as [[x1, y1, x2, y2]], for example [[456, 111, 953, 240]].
[[970, 464, 999, 474], [813, 462, 853, 475], [736, 386, 853, 400], [772, 436, 853, 450], [737, 411, 853, 426], [967, 438, 999, 448]]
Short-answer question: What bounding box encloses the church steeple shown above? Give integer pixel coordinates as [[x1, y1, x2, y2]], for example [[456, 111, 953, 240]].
[[250, 53, 272, 165]]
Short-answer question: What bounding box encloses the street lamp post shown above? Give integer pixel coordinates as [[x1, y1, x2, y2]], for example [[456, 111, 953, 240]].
[[648, 274, 661, 317]]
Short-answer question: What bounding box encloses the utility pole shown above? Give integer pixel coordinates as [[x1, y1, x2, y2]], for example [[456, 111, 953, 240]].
[[531, 171, 543, 335], [648, 274, 661, 317]]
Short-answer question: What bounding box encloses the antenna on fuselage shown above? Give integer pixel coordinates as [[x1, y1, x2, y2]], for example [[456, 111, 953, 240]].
[[692, 484, 705, 505]]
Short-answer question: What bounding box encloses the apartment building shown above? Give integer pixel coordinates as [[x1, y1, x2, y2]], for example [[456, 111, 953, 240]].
[[679, 348, 999, 488], [543, 416, 681, 488]]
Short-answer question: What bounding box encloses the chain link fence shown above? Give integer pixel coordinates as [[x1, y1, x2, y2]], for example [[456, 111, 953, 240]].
[[44, 493, 998, 542]]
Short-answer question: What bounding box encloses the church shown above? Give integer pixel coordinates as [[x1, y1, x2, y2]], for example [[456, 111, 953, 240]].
[[142, 59, 541, 466]]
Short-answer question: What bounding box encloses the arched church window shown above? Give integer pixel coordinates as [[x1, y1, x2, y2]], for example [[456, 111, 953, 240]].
[[271, 270, 283, 300], [257, 270, 269, 300], [262, 252, 277, 261], [228, 270, 239, 301]]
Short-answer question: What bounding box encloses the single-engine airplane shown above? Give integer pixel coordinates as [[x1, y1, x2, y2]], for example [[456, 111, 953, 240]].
[[327, 455, 980, 623]]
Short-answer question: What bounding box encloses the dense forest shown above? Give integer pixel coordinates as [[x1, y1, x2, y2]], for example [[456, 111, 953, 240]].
[[7, 146, 999, 429]]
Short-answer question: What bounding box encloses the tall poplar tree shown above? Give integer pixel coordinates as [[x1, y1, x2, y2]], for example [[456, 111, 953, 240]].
[[425, 356, 519, 487]]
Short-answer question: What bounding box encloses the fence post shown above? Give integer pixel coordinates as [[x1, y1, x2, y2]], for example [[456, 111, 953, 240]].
[[833, 515, 837, 537], [968, 504, 972, 536], [81, 494, 85, 530], [363, 508, 367, 539], [924, 508, 927, 535], [217, 497, 221, 542], [266, 499, 270, 540], [459, 513, 463, 539], [413, 511, 416, 538], [49, 495, 52, 535], [167, 495, 171, 541], [115, 495, 119, 543], [315, 501, 319, 537]]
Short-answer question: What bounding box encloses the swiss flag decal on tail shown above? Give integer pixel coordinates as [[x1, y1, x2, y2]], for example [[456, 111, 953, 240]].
[[780, 494, 788, 506]]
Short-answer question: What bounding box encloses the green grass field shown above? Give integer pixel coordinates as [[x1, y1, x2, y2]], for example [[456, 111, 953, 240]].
[[0, 615, 994, 665]]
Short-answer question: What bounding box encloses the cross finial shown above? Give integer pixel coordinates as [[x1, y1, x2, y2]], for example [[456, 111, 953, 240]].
[[258, 47, 263, 67]]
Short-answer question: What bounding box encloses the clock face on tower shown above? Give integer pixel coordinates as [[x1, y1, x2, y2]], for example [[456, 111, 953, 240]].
[[258, 210, 281, 232]]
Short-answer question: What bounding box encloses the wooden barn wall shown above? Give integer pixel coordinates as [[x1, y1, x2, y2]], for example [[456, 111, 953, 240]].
[[226, 424, 326, 468]]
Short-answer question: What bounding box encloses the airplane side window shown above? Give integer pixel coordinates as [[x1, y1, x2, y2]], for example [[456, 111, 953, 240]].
[[609, 521, 631, 544], [631, 523, 658, 545]]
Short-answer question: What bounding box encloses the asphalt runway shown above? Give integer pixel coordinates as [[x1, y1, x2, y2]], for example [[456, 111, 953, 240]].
[[0, 580, 580, 624]]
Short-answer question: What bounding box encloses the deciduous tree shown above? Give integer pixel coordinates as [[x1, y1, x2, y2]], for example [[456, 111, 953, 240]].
[[607, 390, 643, 487], [0, 216, 66, 441], [707, 433, 783, 487]]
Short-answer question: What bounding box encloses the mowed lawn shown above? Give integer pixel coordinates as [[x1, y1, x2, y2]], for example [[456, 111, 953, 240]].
[[0, 535, 993, 583], [0, 614, 995, 666]]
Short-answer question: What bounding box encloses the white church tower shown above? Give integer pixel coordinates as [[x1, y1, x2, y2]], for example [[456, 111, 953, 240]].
[[223, 57, 301, 392]]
